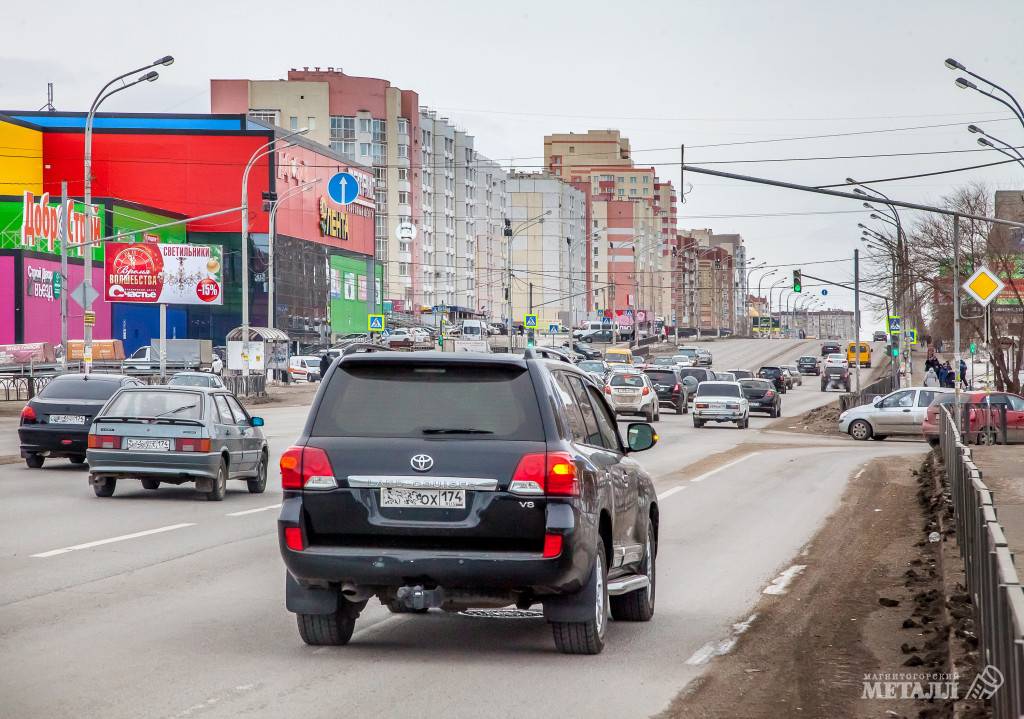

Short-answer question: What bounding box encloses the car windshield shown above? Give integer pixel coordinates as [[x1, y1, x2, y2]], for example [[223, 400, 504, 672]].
[[311, 364, 543, 440], [37, 377, 123, 400], [652, 357, 675, 365], [644, 370, 676, 384], [103, 390, 203, 419], [671, 356, 690, 363], [717, 373, 736, 382], [677, 349, 697, 357], [741, 379, 772, 390], [696, 383, 740, 398], [759, 367, 781, 377], [578, 361, 605, 373], [610, 374, 645, 388], [169, 375, 213, 387], [731, 370, 753, 379]]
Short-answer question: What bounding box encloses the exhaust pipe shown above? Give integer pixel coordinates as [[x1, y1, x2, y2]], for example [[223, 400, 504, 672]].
[[340, 582, 372, 602]]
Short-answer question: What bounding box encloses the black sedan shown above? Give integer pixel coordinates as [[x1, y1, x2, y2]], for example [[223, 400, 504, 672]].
[[568, 342, 602, 360], [19, 373, 145, 469], [740, 379, 782, 417], [796, 355, 821, 375], [821, 342, 841, 357]]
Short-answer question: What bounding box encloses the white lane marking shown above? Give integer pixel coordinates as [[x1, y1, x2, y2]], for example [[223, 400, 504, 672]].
[[226, 503, 282, 517], [762, 564, 807, 595], [685, 613, 758, 665], [688, 452, 760, 483], [32, 523, 196, 558], [656, 485, 687, 500]]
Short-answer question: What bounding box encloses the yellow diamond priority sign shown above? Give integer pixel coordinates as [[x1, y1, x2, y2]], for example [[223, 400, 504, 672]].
[[962, 266, 1005, 307]]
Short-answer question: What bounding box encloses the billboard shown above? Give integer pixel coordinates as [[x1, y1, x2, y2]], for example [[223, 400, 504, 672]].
[[104, 242, 223, 305]]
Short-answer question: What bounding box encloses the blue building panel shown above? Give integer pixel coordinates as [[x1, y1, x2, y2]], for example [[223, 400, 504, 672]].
[[8, 114, 245, 131]]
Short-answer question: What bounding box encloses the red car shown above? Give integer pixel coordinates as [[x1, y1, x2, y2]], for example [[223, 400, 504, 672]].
[[922, 391, 1024, 446]]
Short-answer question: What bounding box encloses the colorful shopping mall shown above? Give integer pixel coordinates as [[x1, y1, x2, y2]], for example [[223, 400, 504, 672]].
[[0, 110, 379, 354]]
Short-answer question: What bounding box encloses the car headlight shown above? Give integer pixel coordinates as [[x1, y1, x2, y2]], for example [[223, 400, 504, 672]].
[[839, 411, 849, 420]]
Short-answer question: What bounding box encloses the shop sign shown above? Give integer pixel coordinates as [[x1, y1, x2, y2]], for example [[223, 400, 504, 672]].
[[104, 242, 223, 305], [20, 191, 101, 254], [25, 264, 60, 301], [319, 197, 349, 241]]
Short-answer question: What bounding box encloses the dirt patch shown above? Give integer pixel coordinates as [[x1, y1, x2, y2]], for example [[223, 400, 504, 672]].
[[657, 449, 985, 719], [239, 381, 318, 409], [767, 400, 843, 436]]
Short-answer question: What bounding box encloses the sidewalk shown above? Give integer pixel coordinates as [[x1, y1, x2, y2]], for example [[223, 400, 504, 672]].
[[970, 445, 1024, 558]]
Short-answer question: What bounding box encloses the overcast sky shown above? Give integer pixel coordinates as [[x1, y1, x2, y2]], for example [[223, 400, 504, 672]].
[[4, 0, 1023, 324]]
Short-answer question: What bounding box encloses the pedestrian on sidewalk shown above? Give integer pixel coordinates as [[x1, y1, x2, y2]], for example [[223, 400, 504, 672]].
[[319, 352, 331, 382], [937, 363, 949, 388], [924, 367, 940, 387], [959, 359, 969, 389]]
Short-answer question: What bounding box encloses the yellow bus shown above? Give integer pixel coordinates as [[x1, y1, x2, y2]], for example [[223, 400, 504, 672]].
[[846, 341, 871, 368]]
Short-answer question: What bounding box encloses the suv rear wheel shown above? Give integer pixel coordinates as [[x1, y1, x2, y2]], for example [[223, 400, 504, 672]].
[[611, 525, 656, 622], [551, 537, 608, 655], [296, 599, 367, 646]]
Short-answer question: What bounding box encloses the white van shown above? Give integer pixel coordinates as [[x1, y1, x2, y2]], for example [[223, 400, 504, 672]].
[[460, 320, 487, 338], [573, 320, 617, 338]]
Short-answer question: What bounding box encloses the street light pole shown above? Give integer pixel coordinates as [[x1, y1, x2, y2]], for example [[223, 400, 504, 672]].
[[267, 179, 321, 331], [768, 278, 785, 339], [82, 56, 171, 372], [239, 127, 309, 372], [504, 210, 551, 347]]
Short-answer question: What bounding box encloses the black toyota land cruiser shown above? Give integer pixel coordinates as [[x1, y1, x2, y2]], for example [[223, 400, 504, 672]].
[[278, 349, 659, 655]]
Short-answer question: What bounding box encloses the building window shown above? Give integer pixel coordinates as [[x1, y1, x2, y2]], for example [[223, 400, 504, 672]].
[[330, 116, 356, 141], [593, 260, 599, 269], [617, 189, 624, 197], [248, 109, 279, 126], [359, 118, 372, 134], [289, 116, 298, 130], [372, 143, 385, 161], [630, 176, 637, 184], [397, 118, 409, 134], [375, 214, 387, 236], [398, 168, 408, 181], [643, 188, 649, 195], [643, 175, 650, 183], [374, 190, 387, 206], [569, 145, 575, 154], [359, 143, 371, 156], [617, 176, 624, 183], [397, 144, 409, 158], [307, 116, 316, 130], [398, 191, 409, 204], [372, 118, 387, 141], [399, 262, 410, 276]]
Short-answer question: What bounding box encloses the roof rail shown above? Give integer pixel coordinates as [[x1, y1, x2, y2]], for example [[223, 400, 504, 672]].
[[522, 347, 537, 360]]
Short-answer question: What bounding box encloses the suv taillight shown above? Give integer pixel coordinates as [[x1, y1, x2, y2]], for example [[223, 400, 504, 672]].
[[20, 405, 36, 424], [88, 434, 122, 449], [280, 445, 337, 490], [603, 385, 612, 394], [510, 451, 579, 496], [673, 383, 681, 393]]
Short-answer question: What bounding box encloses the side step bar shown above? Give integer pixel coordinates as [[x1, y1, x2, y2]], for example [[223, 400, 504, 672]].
[[607, 575, 650, 596]]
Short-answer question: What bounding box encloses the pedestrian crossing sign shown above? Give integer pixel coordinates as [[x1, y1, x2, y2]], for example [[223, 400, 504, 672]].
[[887, 316, 901, 333], [524, 314, 538, 329], [906, 328, 918, 345], [368, 314, 385, 332]]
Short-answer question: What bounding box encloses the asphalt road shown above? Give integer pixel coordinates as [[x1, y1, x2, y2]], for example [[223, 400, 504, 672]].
[[0, 338, 917, 719]]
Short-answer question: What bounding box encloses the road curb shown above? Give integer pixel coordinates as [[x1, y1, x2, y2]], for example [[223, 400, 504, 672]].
[[0, 454, 21, 466]]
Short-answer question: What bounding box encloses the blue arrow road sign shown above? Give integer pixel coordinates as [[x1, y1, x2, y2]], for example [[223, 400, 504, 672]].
[[328, 172, 360, 205]]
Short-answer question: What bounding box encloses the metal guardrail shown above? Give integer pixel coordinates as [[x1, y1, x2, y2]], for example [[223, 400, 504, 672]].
[[940, 406, 1024, 717], [1, 365, 266, 400], [838, 375, 894, 412], [221, 374, 266, 397]]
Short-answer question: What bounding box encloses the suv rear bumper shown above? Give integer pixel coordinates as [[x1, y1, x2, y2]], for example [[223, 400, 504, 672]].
[[278, 498, 594, 595]]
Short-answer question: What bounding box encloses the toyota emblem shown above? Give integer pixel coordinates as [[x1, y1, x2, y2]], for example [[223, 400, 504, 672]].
[[410, 454, 434, 472]]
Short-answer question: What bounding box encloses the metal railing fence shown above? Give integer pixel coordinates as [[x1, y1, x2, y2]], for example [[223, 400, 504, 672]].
[[940, 405, 1024, 717]]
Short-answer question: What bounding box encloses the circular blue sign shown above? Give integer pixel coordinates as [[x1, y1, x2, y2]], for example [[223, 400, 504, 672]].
[[821, 288, 829, 296], [327, 172, 359, 205]]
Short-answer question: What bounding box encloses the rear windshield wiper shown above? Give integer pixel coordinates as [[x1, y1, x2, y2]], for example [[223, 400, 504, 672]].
[[155, 404, 197, 418], [421, 428, 494, 435]]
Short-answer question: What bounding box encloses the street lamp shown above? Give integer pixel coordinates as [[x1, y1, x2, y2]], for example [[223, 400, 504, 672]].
[[743, 260, 766, 335], [504, 209, 552, 343], [238, 126, 310, 370], [767, 277, 786, 338], [753, 268, 776, 337], [946, 58, 1024, 130], [81, 56, 172, 371], [267, 179, 321, 332]]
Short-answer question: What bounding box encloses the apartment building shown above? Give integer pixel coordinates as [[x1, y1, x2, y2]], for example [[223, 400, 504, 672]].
[[506, 173, 587, 326], [543, 130, 675, 324], [709, 233, 748, 333], [211, 67, 421, 311]]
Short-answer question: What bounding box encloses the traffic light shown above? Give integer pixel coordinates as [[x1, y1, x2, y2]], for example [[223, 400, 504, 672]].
[[969, 341, 977, 355], [792, 269, 802, 293], [526, 329, 536, 348], [890, 333, 901, 357]]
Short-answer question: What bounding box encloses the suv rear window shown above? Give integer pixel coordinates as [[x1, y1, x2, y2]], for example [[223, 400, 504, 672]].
[[644, 370, 676, 384], [610, 373, 645, 387], [104, 390, 203, 419], [677, 368, 708, 381], [312, 363, 543, 440], [38, 377, 122, 400]]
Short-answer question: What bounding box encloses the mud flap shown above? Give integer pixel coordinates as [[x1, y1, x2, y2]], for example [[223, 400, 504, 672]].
[[195, 477, 213, 492], [543, 549, 600, 623], [286, 572, 339, 615]]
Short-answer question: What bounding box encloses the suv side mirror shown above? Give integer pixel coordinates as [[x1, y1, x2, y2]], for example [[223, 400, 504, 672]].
[[626, 423, 657, 452], [872, 396, 882, 405], [250, 416, 265, 427]]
